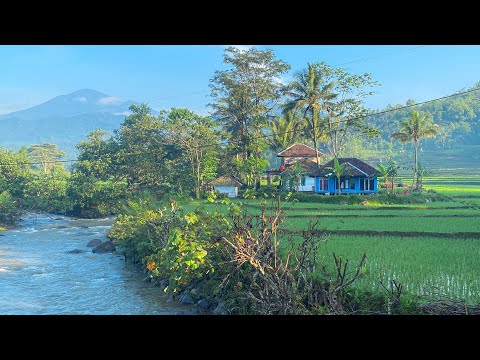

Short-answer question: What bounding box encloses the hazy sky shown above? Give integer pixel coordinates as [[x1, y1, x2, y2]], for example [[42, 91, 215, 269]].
[[1, 45, 479, 115]]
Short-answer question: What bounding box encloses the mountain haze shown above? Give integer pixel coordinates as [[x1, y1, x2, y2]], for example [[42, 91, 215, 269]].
[[0, 89, 138, 156]]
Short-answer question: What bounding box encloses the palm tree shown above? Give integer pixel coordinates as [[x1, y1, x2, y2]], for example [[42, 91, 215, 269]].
[[267, 110, 304, 154], [283, 63, 337, 168], [324, 158, 348, 195], [377, 164, 390, 195], [391, 111, 439, 188]]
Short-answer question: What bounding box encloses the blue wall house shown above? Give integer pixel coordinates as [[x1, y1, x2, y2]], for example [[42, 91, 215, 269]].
[[312, 158, 380, 195]]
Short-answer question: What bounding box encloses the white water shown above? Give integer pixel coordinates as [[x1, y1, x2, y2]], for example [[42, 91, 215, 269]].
[[0, 213, 195, 315]]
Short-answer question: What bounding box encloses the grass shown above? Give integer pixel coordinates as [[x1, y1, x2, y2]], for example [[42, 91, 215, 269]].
[[183, 173, 480, 303]]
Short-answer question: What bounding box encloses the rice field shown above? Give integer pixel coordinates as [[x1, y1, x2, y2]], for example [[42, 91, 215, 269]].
[[185, 174, 480, 303]]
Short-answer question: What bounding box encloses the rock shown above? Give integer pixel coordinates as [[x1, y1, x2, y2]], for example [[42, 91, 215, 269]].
[[190, 288, 199, 297], [157, 279, 169, 290], [179, 294, 194, 305], [75, 232, 97, 236], [66, 249, 84, 254], [56, 226, 68, 229], [197, 298, 211, 310], [213, 302, 227, 315], [54, 217, 63, 220], [92, 241, 116, 254], [86, 239, 103, 247], [80, 226, 89, 229]]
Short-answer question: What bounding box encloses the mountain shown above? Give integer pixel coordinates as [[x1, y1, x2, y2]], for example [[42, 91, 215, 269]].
[[0, 89, 139, 156]]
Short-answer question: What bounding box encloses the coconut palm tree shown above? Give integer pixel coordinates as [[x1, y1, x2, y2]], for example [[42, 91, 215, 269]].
[[391, 111, 439, 188], [283, 63, 337, 168], [267, 110, 304, 154]]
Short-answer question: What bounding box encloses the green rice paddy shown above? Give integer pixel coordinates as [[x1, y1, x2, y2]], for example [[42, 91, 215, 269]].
[[185, 173, 480, 302]]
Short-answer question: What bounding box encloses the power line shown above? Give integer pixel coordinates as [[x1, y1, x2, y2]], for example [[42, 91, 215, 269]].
[[0, 85, 479, 168]]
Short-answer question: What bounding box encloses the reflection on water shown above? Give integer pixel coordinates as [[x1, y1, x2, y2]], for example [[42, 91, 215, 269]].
[[0, 213, 195, 315]]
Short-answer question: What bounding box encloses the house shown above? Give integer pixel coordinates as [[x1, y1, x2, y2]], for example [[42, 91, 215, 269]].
[[209, 176, 242, 198], [265, 144, 324, 186], [279, 158, 318, 192], [277, 144, 324, 166], [312, 158, 380, 195]]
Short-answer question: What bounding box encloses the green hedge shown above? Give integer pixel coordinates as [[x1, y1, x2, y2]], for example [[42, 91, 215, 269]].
[[238, 188, 451, 205]]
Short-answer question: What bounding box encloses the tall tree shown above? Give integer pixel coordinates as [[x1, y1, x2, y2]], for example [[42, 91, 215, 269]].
[[315, 63, 379, 158], [209, 46, 290, 185], [114, 103, 174, 193], [28, 143, 65, 175], [391, 110, 439, 187], [267, 110, 304, 154], [164, 108, 221, 198], [283, 63, 337, 167]]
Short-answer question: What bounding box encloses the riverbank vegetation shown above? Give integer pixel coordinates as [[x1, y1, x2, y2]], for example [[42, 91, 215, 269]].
[[1, 46, 480, 314]]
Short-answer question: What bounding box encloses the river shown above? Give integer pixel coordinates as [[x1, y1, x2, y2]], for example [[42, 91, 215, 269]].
[[0, 213, 196, 315]]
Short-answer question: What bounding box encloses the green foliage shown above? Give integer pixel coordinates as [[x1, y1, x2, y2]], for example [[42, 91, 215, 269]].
[[0, 191, 22, 224], [109, 196, 231, 293], [164, 108, 221, 198], [210, 46, 289, 184], [23, 174, 71, 214], [28, 143, 65, 175]]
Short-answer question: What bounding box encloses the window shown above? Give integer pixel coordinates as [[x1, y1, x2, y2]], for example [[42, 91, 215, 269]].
[[350, 180, 356, 189], [319, 178, 328, 191], [361, 178, 375, 191], [301, 175, 306, 186]]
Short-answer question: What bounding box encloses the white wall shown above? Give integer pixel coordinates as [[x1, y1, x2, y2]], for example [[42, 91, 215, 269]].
[[296, 176, 316, 192], [214, 185, 238, 198]]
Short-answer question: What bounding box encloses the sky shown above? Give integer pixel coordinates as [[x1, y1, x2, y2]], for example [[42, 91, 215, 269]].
[[0, 45, 480, 115]]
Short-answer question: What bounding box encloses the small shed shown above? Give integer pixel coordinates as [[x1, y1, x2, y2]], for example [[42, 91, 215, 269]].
[[209, 176, 242, 198]]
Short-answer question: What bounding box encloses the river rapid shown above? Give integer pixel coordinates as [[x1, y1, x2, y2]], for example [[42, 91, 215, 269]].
[[0, 213, 195, 315]]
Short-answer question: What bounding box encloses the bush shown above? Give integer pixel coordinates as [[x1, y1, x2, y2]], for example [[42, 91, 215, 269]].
[[0, 191, 22, 225]]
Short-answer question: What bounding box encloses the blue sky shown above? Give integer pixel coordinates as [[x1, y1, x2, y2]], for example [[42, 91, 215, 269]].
[[0, 45, 479, 115]]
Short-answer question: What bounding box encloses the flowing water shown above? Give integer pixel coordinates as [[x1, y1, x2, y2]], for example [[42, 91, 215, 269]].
[[0, 213, 196, 315]]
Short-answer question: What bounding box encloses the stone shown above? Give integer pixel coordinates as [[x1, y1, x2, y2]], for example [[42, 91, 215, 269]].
[[66, 249, 84, 254], [56, 226, 68, 229], [86, 239, 102, 247], [190, 288, 199, 297], [80, 226, 89, 229], [213, 302, 227, 315], [197, 298, 211, 310], [179, 294, 194, 305], [92, 241, 116, 254]]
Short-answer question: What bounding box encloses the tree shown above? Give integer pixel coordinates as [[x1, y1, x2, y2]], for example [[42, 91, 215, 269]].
[[283, 63, 337, 167], [114, 103, 175, 194], [209, 46, 290, 185], [314, 63, 379, 158], [164, 108, 221, 198], [391, 110, 439, 188], [387, 160, 399, 195], [68, 129, 127, 217], [377, 163, 390, 195], [327, 158, 348, 195], [28, 143, 65, 175], [267, 110, 304, 154]]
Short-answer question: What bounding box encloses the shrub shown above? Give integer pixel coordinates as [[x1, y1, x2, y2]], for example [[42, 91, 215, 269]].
[[0, 191, 22, 225]]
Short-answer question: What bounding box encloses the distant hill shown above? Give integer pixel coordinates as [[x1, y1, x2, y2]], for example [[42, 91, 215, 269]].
[[0, 89, 139, 156]]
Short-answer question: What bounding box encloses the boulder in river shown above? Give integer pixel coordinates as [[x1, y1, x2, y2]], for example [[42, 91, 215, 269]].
[[56, 225, 68, 229], [75, 232, 97, 236], [92, 241, 116, 254], [179, 294, 194, 305], [66, 249, 85, 254], [86, 239, 103, 247], [80, 226, 89, 229]]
